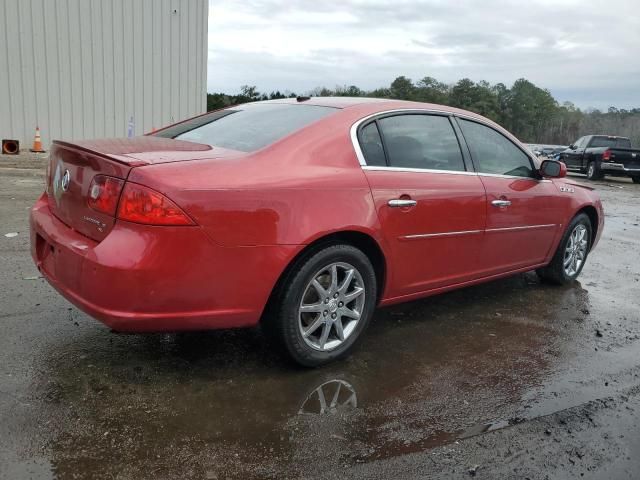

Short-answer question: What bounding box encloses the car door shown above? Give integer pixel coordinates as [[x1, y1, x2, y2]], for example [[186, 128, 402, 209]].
[[358, 113, 487, 298], [455, 117, 563, 275], [563, 137, 586, 170]]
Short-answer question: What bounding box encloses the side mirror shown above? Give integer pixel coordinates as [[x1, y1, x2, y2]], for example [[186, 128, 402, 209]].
[[569, 144, 576, 150], [540, 159, 566, 178]]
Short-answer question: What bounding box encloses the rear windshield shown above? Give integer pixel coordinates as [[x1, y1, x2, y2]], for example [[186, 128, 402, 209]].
[[154, 103, 337, 152], [589, 136, 632, 148]]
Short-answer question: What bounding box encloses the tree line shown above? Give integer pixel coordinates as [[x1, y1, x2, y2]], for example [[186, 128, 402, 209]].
[[207, 77, 640, 146]]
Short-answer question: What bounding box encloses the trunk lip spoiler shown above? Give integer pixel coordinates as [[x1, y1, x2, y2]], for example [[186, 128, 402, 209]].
[[51, 140, 148, 167], [51, 139, 218, 167]]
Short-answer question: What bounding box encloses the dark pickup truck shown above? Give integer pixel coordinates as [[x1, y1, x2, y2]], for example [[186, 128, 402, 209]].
[[558, 135, 640, 183]]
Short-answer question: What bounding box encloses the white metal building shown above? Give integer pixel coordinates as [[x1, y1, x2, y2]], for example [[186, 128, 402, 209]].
[[0, 0, 208, 149]]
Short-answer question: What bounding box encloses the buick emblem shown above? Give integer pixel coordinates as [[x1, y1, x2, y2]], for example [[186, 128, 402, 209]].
[[61, 169, 71, 192]]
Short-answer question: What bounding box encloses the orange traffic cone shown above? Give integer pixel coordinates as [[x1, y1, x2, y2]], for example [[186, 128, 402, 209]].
[[30, 126, 45, 153]]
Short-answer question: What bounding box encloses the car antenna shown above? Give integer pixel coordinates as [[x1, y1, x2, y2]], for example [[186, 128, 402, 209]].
[[296, 96, 311, 102]]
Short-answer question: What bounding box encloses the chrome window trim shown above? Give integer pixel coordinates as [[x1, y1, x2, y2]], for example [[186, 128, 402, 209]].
[[362, 165, 551, 182], [350, 108, 458, 168], [400, 223, 557, 240], [452, 112, 539, 166], [478, 172, 552, 182], [362, 165, 477, 176], [351, 108, 545, 182]]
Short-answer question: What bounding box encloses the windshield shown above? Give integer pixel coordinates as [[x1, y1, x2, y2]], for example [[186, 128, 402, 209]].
[[155, 103, 337, 152], [590, 137, 632, 149]]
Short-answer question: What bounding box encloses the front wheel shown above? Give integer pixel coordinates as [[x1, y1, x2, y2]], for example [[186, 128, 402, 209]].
[[268, 244, 377, 367], [537, 213, 592, 285]]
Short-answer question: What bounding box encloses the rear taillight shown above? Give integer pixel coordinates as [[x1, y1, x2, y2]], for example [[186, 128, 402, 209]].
[[117, 182, 194, 226], [88, 175, 125, 215], [602, 149, 611, 161]]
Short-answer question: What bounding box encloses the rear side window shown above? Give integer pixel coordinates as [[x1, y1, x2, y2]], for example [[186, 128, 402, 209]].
[[359, 122, 386, 166], [159, 104, 336, 152], [459, 119, 534, 178], [376, 115, 465, 171]]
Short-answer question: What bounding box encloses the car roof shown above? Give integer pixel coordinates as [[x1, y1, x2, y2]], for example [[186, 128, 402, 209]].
[[256, 96, 395, 108], [251, 96, 490, 119], [590, 134, 630, 139]]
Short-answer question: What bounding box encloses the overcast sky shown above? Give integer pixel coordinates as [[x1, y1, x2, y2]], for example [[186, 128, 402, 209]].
[[208, 0, 640, 110]]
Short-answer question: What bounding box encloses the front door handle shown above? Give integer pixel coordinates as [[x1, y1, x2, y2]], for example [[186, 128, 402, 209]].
[[388, 199, 417, 208], [491, 199, 512, 207]]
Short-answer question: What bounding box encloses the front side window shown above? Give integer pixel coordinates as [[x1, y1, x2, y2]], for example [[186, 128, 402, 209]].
[[156, 103, 337, 153], [459, 119, 534, 178], [375, 114, 465, 171]]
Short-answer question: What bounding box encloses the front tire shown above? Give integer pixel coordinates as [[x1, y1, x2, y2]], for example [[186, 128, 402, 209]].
[[268, 244, 377, 367], [537, 213, 592, 285], [586, 161, 603, 181]]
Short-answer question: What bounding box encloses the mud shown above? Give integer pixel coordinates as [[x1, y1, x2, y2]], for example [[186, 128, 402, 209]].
[[1, 164, 639, 479]]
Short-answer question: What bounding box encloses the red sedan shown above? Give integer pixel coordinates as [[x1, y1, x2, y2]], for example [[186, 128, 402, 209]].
[[30, 97, 604, 366]]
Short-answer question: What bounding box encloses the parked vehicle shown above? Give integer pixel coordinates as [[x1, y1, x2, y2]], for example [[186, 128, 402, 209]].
[[547, 146, 567, 158], [30, 98, 604, 366], [558, 135, 640, 182], [539, 147, 555, 158], [529, 145, 567, 159], [530, 146, 543, 156]]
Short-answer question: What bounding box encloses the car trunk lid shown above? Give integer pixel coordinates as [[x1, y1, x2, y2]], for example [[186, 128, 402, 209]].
[[46, 137, 218, 242]]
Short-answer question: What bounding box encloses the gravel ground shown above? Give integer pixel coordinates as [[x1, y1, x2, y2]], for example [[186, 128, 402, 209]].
[[1, 155, 639, 479]]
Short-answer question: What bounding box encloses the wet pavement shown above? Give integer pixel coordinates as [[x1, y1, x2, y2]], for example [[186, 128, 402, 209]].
[[1, 163, 640, 479]]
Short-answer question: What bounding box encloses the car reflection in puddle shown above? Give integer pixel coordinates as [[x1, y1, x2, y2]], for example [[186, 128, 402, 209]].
[[298, 379, 358, 415]]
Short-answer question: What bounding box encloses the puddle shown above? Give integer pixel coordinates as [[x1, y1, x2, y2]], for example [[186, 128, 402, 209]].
[[31, 271, 629, 479]]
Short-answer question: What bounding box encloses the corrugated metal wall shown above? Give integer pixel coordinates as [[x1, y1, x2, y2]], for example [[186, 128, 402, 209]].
[[0, 0, 208, 148]]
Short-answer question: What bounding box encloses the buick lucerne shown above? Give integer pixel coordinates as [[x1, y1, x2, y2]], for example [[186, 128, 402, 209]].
[[30, 97, 604, 366]]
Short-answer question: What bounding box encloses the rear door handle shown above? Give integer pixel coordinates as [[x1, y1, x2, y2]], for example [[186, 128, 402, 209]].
[[388, 199, 417, 208], [491, 199, 511, 207]]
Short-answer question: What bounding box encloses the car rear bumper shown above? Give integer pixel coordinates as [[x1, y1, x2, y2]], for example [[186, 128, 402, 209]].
[[30, 193, 299, 332], [600, 162, 640, 174]]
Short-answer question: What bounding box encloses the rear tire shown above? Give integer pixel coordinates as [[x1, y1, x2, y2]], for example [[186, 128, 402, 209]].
[[632, 176, 640, 184], [537, 213, 592, 285], [586, 161, 603, 181], [267, 244, 377, 367]]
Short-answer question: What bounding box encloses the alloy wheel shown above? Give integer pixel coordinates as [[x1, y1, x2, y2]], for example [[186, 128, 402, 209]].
[[298, 262, 366, 351], [563, 224, 588, 277]]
